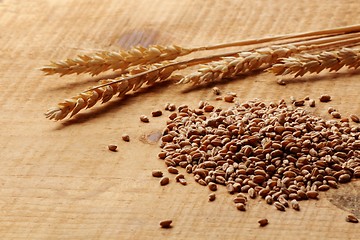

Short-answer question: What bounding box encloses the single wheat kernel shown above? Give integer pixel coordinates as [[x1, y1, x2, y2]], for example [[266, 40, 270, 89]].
[[265, 195, 273, 205], [179, 178, 187, 185], [346, 214, 359, 223], [175, 174, 184, 181], [167, 166, 179, 174], [164, 102, 170, 110], [274, 202, 286, 211], [350, 114, 360, 123], [236, 203, 246, 211], [140, 115, 149, 122], [278, 196, 289, 207], [309, 99, 315, 107], [319, 94, 331, 102], [168, 104, 176, 111], [160, 219, 172, 228], [248, 188, 256, 199], [233, 197, 247, 204], [294, 100, 305, 106], [122, 134, 130, 142], [306, 190, 318, 199], [327, 107, 335, 113], [277, 79, 286, 85], [152, 110, 163, 117], [160, 177, 170, 186], [290, 96, 296, 103], [215, 96, 222, 101], [290, 199, 300, 211], [258, 218, 269, 227], [224, 95, 235, 103], [212, 87, 221, 95], [204, 105, 215, 112], [209, 193, 216, 201], [152, 170, 163, 178], [208, 182, 217, 191], [331, 111, 341, 119], [304, 96, 310, 100], [108, 144, 117, 151]]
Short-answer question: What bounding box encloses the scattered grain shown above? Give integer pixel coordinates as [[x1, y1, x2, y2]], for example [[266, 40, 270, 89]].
[[274, 202, 286, 211], [224, 95, 235, 103], [274, 202, 285, 211], [346, 214, 359, 223], [108, 144, 117, 151], [209, 193, 216, 201], [160, 177, 170, 186], [152, 170, 163, 178], [167, 166, 179, 174], [212, 87, 221, 95], [236, 203, 246, 211], [160, 219, 172, 228], [140, 115, 149, 122], [258, 218, 269, 227], [331, 111, 341, 119], [309, 99, 315, 107], [350, 114, 360, 123], [319, 94, 331, 102], [152, 110, 163, 117], [294, 100, 305, 106], [122, 134, 130, 142], [290, 199, 300, 211], [168, 104, 176, 111]]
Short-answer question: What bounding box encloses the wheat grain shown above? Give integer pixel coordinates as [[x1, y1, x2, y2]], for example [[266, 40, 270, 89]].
[[44, 62, 185, 120], [268, 48, 360, 77]]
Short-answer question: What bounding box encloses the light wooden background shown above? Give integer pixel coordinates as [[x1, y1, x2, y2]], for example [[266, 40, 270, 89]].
[[0, 0, 359, 239]]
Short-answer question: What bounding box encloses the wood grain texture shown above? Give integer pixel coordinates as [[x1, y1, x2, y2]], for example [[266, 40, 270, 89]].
[[0, 0, 360, 239]]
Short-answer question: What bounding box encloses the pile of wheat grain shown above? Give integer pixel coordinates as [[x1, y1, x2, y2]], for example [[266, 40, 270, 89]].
[[156, 99, 360, 212]]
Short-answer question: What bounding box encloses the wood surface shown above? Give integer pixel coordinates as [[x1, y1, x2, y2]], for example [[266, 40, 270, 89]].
[[0, 0, 360, 239]]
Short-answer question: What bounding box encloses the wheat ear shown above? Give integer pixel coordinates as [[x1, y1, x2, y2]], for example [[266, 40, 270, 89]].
[[40, 45, 194, 76], [44, 62, 186, 120], [268, 48, 360, 77], [40, 24, 360, 77], [178, 34, 360, 85], [178, 45, 320, 85]]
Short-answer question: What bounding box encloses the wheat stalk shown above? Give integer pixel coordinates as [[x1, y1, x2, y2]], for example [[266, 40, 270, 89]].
[[268, 48, 360, 77], [40, 24, 360, 77], [44, 62, 186, 120]]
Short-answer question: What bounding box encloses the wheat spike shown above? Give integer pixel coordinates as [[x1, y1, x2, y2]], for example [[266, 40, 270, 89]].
[[41, 24, 360, 77], [40, 45, 193, 76], [268, 48, 360, 77], [45, 62, 185, 120], [178, 45, 314, 85]]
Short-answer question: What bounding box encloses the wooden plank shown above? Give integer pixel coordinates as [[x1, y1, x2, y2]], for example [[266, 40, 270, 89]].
[[0, 0, 359, 239]]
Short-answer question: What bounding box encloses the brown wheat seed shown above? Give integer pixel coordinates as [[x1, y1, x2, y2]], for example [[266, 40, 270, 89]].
[[268, 48, 360, 77]]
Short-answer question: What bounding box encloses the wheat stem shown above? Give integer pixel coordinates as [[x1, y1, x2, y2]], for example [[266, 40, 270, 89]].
[[268, 48, 360, 77], [40, 24, 360, 77]]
